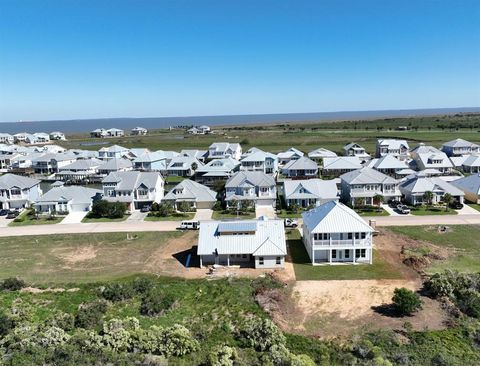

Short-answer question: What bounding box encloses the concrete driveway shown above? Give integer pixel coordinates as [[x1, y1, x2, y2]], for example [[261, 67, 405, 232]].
[[0, 216, 11, 228], [60, 211, 88, 224], [194, 209, 213, 221], [127, 211, 148, 222], [456, 204, 480, 216], [255, 205, 276, 219]]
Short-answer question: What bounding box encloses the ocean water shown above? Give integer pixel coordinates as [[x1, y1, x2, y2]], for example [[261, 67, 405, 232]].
[[0, 107, 479, 135]]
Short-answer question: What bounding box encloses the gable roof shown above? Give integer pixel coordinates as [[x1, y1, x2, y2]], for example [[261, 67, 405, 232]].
[[283, 179, 338, 200], [400, 176, 464, 196], [0, 174, 40, 190], [282, 156, 318, 170], [302, 201, 374, 233], [102, 171, 163, 190], [308, 148, 337, 158], [442, 138, 479, 148], [164, 179, 217, 202], [341, 167, 397, 185], [450, 174, 480, 196], [377, 139, 409, 150], [225, 171, 275, 188], [366, 155, 408, 170], [196, 157, 240, 173], [98, 158, 133, 171], [322, 156, 363, 170], [35, 186, 101, 205]]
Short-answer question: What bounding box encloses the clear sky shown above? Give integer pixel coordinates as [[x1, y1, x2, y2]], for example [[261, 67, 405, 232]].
[[0, 0, 479, 122]]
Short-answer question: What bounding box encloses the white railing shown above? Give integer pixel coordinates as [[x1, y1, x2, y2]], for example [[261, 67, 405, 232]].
[[313, 239, 371, 246]]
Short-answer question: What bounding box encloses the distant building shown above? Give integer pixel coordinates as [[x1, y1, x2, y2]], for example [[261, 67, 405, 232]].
[[0, 133, 14, 144], [34, 186, 102, 214], [0, 173, 42, 209], [375, 139, 409, 160], [49, 131, 66, 141], [90, 128, 108, 138], [106, 128, 125, 137], [441, 138, 480, 157], [343, 142, 370, 159], [131, 127, 148, 136]]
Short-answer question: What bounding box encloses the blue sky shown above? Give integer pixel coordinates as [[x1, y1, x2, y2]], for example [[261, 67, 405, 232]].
[[0, 0, 479, 122]]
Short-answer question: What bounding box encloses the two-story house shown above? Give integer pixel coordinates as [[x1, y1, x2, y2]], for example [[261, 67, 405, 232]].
[[240, 149, 278, 175], [102, 171, 164, 211], [307, 147, 337, 164], [281, 156, 319, 178], [106, 128, 125, 137], [441, 138, 480, 157], [133, 151, 167, 171], [166, 156, 203, 177], [98, 145, 130, 160], [225, 171, 277, 208], [163, 179, 217, 210], [277, 147, 304, 166], [375, 139, 410, 160], [195, 157, 241, 186], [32, 153, 77, 174], [302, 201, 374, 265], [414, 150, 453, 174], [365, 155, 409, 177], [283, 179, 338, 208], [56, 158, 103, 182], [49, 131, 66, 141], [0, 173, 42, 209], [321, 156, 363, 177], [0, 133, 14, 144], [343, 142, 370, 159], [340, 167, 401, 206], [207, 142, 242, 161], [34, 186, 102, 214], [131, 127, 148, 135]]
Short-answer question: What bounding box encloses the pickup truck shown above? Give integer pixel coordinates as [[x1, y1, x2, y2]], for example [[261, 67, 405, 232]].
[[284, 218, 298, 228]]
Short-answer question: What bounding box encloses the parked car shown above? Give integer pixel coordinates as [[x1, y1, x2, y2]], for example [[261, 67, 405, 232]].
[[388, 200, 400, 208], [449, 201, 464, 210], [177, 220, 200, 230], [284, 218, 298, 228], [396, 204, 411, 214], [140, 205, 151, 213], [6, 211, 18, 219], [0, 209, 8, 216]]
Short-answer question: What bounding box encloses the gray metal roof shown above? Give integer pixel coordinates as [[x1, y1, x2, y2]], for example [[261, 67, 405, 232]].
[[323, 156, 363, 170], [308, 148, 337, 158], [163, 179, 216, 202], [302, 201, 374, 234], [0, 173, 40, 190], [196, 157, 240, 173], [282, 156, 318, 171], [197, 219, 286, 256], [451, 173, 480, 196], [98, 158, 133, 171], [218, 221, 257, 233], [366, 155, 408, 170], [225, 171, 275, 188], [340, 167, 398, 185], [35, 186, 101, 205], [442, 138, 479, 148], [400, 176, 464, 196], [283, 179, 338, 200], [102, 171, 163, 190]]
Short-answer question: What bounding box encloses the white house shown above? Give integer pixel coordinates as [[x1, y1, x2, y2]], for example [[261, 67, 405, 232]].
[[441, 138, 480, 157], [34, 186, 102, 214], [321, 156, 363, 177], [133, 151, 167, 171], [365, 155, 409, 177], [33, 132, 51, 143], [197, 218, 286, 269], [102, 171, 164, 211], [97, 158, 133, 176], [131, 127, 148, 135], [240, 149, 278, 175], [207, 142, 242, 160], [13, 132, 37, 144], [277, 147, 304, 165], [98, 145, 130, 160], [49, 131, 66, 141], [225, 171, 277, 208], [340, 167, 401, 206], [283, 179, 338, 208], [281, 156, 318, 178], [343, 142, 370, 159], [195, 157, 241, 186], [375, 139, 410, 160], [56, 158, 103, 182], [0, 174, 42, 209], [0, 133, 14, 144], [307, 147, 337, 163], [32, 153, 77, 174], [413, 150, 453, 174], [106, 128, 125, 137], [399, 175, 465, 205], [166, 156, 203, 177], [163, 179, 217, 210], [302, 201, 374, 265], [90, 128, 108, 138]]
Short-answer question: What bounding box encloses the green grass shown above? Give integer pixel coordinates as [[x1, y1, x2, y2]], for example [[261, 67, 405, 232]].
[[388, 225, 480, 273], [410, 206, 458, 216], [287, 230, 402, 280], [355, 207, 390, 216], [8, 210, 64, 226], [212, 210, 256, 220], [0, 231, 184, 283], [276, 209, 302, 218], [164, 175, 187, 184], [144, 212, 195, 221], [467, 203, 480, 212], [81, 215, 128, 223]]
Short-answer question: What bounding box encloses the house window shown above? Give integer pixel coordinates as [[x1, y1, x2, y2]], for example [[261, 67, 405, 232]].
[[355, 249, 367, 258], [276, 257, 281, 265], [10, 189, 21, 195], [355, 233, 360, 239], [361, 232, 366, 239], [348, 233, 353, 239], [259, 257, 264, 265], [242, 254, 247, 259], [322, 233, 329, 240], [331, 250, 336, 259], [344, 250, 350, 258]]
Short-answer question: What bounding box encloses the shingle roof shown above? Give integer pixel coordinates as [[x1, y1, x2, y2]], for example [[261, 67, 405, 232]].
[[196, 157, 240, 173], [98, 158, 133, 171], [302, 201, 374, 234], [366, 155, 408, 170], [322, 156, 363, 170], [282, 156, 318, 171], [451, 174, 480, 196]]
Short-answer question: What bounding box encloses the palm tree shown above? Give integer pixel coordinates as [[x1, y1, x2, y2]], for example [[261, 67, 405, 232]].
[[422, 191, 434, 208], [442, 193, 453, 211], [373, 194, 384, 207]]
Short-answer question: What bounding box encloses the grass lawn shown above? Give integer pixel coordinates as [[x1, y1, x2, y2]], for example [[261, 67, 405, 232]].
[[355, 208, 390, 217], [287, 230, 402, 280], [8, 210, 64, 227], [388, 225, 480, 274], [409, 206, 457, 216], [212, 210, 256, 220], [144, 212, 195, 221], [164, 175, 186, 184], [0, 231, 184, 283], [81, 215, 128, 223], [276, 209, 302, 218]]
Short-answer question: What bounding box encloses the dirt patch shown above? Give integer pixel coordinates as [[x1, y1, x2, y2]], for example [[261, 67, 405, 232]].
[[21, 287, 79, 294], [53, 246, 97, 265]]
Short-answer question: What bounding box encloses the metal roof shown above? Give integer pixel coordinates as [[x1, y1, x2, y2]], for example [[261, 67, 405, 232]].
[[283, 178, 338, 200], [340, 167, 398, 185], [218, 221, 257, 233]]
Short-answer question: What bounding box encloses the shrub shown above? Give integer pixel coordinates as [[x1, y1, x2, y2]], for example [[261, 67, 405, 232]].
[[75, 300, 108, 329], [1, 277, 26, 291], [89, 200, 126, 219], [45, 311, 75, 331], [207, 345, 237, 366], [392, 288, 422, 316], [101, 283, 135, 302], [157, 203, 174, 217], [236, 316, 286, 352], [159, 324, 199, 357], [140, 291, 176, 317], [13, 217, 24, 223], [177, 201, 193, 213], [0, 311, 14, 336], [133, 277, 155, 295]]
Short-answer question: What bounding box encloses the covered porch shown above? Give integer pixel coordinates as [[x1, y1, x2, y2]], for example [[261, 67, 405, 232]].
[[311, 248, 372, 265]]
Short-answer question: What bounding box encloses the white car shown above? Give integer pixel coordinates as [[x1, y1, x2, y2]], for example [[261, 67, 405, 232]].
[[284, 218, 298, 228], [178, 220, 200, 230]]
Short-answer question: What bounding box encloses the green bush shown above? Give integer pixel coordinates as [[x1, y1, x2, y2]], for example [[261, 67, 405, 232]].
[[89, 200, 126, 219], [207, 345, 237, 366], [101, 283, 134, 302], [133, 277, 155, 295], [12, 217, 25, 223], [236, 316, 286, 352], [74, 300, 108, 329], [0, 311, 15, 336], [157, 203, 175, 217], [392, 288, 422, 316], [1, 277, 26, 291], [140, 291, 176, 317]]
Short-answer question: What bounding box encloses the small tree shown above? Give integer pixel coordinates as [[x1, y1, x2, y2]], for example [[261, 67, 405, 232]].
[[177, 201, 192, 213], [373, 194, 384, 207], [158, 203, 174, 217], [353, 197, 366, 208], [442, 193, 453, 211], [392, 287, 422, 316], [191, 162, 198, 173], [422, 191, 434, 207]]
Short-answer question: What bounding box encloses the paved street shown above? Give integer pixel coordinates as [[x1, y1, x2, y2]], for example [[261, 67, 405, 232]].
[[369, 214, 480, 227]]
